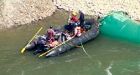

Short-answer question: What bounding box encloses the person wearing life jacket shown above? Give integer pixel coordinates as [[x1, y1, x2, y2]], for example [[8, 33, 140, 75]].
[[46, 26, 55, 43], [60, 30, 72, 42], [74, 25, 82, 37], [33, 36, 47, 55], [49, 40, 59, 48], [69, 11, 79, 26], [65, 11, 79, 33], [70, 11, 79, 22], [79, 10, 85, 27]]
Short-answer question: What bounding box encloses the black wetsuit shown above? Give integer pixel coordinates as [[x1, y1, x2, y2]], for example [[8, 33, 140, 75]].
[[79, 11, 85, 27], [33, 38, 47, 55]]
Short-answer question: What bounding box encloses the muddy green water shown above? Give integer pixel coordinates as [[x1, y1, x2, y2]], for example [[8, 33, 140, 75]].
[[0, 10, 140, 75]]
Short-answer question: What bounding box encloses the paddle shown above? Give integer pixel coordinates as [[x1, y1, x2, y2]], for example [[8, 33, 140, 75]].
[[67, 8, 71, 24], [39, 37, 74, 57], [21, 27, 43, 54]]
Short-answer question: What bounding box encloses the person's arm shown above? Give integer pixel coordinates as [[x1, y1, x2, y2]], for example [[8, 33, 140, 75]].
[[74, 28, 77, 36], [52, 29, 56, 35]]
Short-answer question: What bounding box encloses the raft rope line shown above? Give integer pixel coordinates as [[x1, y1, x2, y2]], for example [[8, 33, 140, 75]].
[[67, 38, 92, 59], [79, 39, 92, 59], [38, 36, 75, 57], [21, 27, 43, 54]]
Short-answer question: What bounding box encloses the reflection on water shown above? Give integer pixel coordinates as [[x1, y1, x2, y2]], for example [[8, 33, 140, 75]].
[[0, 10, 140, 75]]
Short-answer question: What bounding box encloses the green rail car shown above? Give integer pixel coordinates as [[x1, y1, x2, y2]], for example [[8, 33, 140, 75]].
[[100, 11, 140, 43]]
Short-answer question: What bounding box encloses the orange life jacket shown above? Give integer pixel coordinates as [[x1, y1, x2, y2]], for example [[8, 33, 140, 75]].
[[49, 41, 59, 48]]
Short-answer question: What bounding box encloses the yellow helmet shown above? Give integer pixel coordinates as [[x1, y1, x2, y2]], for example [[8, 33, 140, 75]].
[[72, 11, 77, 16]]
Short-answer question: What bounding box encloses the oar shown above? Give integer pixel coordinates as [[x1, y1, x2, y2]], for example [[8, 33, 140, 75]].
[[67, 8, 71, 23], [21, 27, 43, 54], [39, 37, 74, 57]]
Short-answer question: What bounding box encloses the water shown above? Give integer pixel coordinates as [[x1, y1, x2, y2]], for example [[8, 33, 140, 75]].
[[0, 10, 140, 75]]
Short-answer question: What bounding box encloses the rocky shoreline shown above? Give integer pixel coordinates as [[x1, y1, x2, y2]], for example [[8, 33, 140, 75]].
[[0, 0, 56, 29], [0, 0, 140, 29], [54, 0, 140, 20]]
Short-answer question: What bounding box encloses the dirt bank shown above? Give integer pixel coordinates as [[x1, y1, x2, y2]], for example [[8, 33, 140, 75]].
[[0, 0, 140, 29], [0, 0, 56, 29], [54, 0, 140, 20]]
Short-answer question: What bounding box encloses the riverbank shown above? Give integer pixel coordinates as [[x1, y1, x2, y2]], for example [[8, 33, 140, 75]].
[[54, 0, 140, 20], [0, 0, 140, 29], [0, 0, 56, 29], [0, 9, 69, 32], [0, 4, 140, 75]]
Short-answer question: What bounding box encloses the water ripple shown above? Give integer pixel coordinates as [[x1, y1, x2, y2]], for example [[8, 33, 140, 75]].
[[105, 62, 113, 75]]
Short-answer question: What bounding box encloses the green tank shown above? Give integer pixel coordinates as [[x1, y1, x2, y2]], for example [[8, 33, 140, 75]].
[[100, 11, 140, 43]]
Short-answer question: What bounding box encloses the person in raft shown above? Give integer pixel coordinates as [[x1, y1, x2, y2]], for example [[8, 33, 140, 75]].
[[60, 30, 72, 42], [33, 36, 47, 55], [74, 25, 82, 37], [49, 38, 59, 48], [79, 10, 85, 27], [65, 11, 79, 33], [69, 11, 79, 26], [46, 26, 55, 43]]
